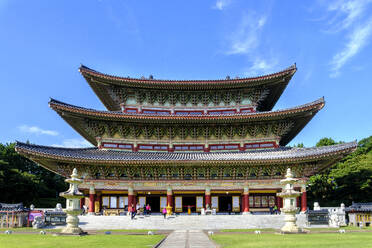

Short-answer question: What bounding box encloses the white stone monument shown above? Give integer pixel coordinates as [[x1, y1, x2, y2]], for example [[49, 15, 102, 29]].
[[59, 168, 85, 235], [277, 168, 303, 233]]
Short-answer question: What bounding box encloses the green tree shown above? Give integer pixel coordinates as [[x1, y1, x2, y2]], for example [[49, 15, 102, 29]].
[[308, 136, 372, 207], [316, 137, 337, 147], [293, 143, 304, 148], [0, 142, 67, 207]]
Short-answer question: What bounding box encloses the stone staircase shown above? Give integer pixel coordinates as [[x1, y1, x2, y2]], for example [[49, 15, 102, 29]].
[[77, 214, 307, 230]]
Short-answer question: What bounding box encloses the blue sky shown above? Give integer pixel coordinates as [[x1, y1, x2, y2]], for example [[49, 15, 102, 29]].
[[0, 0, 371, 147]]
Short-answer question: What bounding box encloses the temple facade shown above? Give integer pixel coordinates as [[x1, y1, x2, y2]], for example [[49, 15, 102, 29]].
[[16, 64, 356, 215]]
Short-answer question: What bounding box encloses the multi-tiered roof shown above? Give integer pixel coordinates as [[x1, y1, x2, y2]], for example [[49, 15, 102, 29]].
[[16, 65, 356, 181]]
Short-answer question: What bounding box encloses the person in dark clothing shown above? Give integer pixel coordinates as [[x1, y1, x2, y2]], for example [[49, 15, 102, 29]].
[[131, 204, 136, 219], [227, 203, 232, 215]]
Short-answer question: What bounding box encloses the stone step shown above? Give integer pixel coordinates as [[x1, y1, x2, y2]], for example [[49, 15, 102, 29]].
[[74, 214, 307, 230]]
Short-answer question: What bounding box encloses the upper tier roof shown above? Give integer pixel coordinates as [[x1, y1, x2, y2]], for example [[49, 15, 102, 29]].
[[15, 141, 357, 165], [49, 98, 324, 146], [79, 64, 297, 112]]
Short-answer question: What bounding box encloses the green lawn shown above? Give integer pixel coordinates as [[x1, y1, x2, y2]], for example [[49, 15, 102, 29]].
[[0, 234, 164, 248], [220, 226, 372, 232], [212, 232, 372, 248]]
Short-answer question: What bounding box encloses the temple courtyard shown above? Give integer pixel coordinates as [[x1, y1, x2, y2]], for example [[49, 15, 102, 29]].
[[1, 227, 372, 248]]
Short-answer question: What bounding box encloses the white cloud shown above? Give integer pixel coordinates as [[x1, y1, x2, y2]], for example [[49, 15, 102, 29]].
[[52, 138, 92, 148], [327, 0, 372, 32], [329, 18, 372, 77], [227, 14, 267, 55], [19, 125, 59, 136], [322, 0, 372, 77], [214, 0, 231, 10], [244, 58, 278, 76]]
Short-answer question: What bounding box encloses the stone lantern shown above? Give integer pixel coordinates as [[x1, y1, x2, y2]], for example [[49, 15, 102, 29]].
[[277, 168, 302, 233], [59, 168, 85, 235]]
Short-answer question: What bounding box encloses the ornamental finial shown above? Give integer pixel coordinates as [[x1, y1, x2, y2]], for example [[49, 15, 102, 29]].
[[71, 168, 78, 179], [285, 168, 293, 179]]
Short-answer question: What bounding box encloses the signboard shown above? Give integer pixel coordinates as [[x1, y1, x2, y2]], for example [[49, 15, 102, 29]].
[[160, 197, 167, 210], [28, 210, 43, 222], [211, 196, 218, 211], [196, 196, 204, 212], [232, 196, 240, 212], [175, 197, 182, 212]]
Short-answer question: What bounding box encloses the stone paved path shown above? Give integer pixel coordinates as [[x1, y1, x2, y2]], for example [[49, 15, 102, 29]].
[[159, 230, 216, 248]]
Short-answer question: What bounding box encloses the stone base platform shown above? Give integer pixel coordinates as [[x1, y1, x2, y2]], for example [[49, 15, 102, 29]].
[[69, 214, 307, 230]]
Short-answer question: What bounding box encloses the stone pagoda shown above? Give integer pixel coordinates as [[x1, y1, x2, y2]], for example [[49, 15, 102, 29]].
[[60, 168, 85, 235], [16, 64, 356, 215], [277, 168, 302, 233]]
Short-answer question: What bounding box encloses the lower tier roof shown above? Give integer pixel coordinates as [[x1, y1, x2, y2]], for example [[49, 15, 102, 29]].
[[15, 141, 356, 165]]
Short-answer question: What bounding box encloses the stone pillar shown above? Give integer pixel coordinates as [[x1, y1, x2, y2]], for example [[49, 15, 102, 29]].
[[243, 186, 250, 214], [128, 186, 134, 212], [277, 168, 302, 233], [205, 187, 211, 209], [301, 186, 307, 212], [59, 168, 85, 234], [167, 187, 173, 207], [88, 185, 95, 215]]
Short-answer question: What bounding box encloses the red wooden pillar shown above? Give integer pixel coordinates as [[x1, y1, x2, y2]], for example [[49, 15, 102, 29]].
[[97, 192, 102, 212], [167, 188, 173, 207], [279, 197, 283, 209], [296, 197, 300, 209], [301, 187, 307, 212], [88, 186, 95, 214], [243, 186, 249, 213], [205, 187, 211, 208], [133, 195, 137, 208]]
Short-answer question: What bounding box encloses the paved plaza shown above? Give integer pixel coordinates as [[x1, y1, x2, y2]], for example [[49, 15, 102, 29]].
[[159, 230, 216, 248]]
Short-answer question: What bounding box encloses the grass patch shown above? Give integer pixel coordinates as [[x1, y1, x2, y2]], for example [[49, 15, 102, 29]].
[[0, 227, 62, 233], [212, 232, 372, 248], [0, 234, 164, 248], [221, 228, 276, 232], [94, 229, 155, 233]]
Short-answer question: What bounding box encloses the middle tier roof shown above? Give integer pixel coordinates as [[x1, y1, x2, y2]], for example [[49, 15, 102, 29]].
[[49, 98, 324, 147]]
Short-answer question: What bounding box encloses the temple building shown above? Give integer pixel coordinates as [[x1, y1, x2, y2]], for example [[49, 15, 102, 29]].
[[15, 64, 356, 215]]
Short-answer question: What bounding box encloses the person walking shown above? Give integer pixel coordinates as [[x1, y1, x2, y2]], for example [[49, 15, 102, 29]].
[[162, 207, 167, 219], [131, 204, 136, 219]]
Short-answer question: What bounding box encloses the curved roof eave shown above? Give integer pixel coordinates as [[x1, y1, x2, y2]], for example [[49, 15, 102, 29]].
[[15, 141, 357, 165], [48, 97, 325, 124], [79, 64, 297, 111], [79, 64, 297, 88]]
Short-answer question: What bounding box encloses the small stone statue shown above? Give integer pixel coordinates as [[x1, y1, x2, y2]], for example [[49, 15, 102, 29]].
[[314, 202, 321, 210], [32, 216, 45, 229], [55, 203, 63, 212]]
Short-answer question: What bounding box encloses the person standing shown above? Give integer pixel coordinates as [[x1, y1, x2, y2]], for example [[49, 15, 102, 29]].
[[146, 204, 151, 216], [273, 205, 278, 214], [227, 203, 232, 215], [131, 204, 136, 219], [162, 207, 167, 219], [136, 203, 141, 215]]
